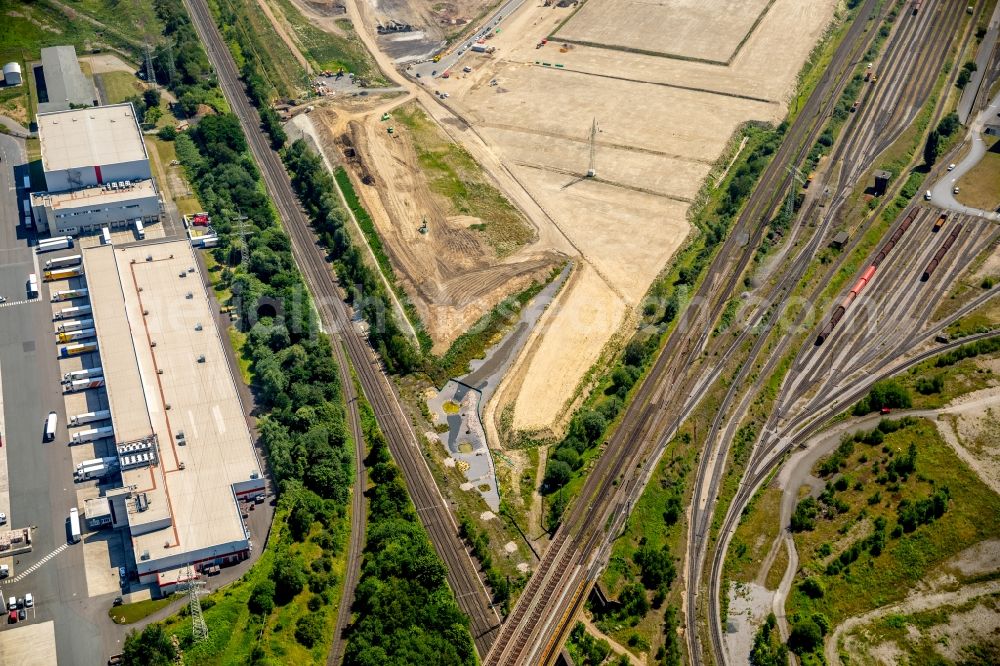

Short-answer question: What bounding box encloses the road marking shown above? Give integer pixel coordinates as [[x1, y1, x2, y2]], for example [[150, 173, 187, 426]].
[[0, 298, 34, 309], [9, 544, 70, 583]]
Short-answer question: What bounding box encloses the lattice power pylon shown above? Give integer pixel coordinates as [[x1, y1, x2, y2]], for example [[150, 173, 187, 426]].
[[185, 565, 208, 643]]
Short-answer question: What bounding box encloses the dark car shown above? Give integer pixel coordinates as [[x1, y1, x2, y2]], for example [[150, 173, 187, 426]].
[[17, 609, 26, 621], [113, 597, 123, 607]]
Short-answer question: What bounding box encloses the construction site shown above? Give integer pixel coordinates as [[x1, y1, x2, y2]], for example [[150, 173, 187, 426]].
[[323, 103, 563, 350], [418, 0, 838, 437]]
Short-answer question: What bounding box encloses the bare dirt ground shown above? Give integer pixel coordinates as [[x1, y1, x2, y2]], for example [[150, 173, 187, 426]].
[[934, 384, 1000, 495], [78, 53, 136, 74], [429, 0, 835, 435], [323, 108, 563, 350], [555, 0, 772, 63]]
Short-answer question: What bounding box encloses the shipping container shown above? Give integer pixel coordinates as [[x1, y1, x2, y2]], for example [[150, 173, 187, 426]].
[[54, 305, 92, 320], [45, 254, 82, 270], [134, 219, 145, 240], [102, 227, 112, 245]]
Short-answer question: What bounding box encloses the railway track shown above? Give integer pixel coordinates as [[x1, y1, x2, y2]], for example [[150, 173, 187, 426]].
[[695, 4, 981, 658], [182, 0, 501, 656], [483, 2, 892, 664]]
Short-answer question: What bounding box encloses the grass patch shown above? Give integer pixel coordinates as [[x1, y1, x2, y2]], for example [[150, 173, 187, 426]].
[[392, 102, 533, 257], [270, 0, 384, 83], [209, 0, 306, 98], [228, 328, 252, 384], [109, 593, 181, 624], [97, 70, 145, 104], [898, 350, 1000, 410], [725, 484, 783, 583], [956, 135, 1000, 211], [154, 493, 349, 664], [787, 418, 1000, 630]]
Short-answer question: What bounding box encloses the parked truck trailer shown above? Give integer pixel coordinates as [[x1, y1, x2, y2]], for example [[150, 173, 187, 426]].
[[63, 377, 105, 393], [56, 328, 96, 343], [60, 342, 97, 358], [69, 426, 115, 445], [55, 318, 94, 333], [69, 409, 111, 426], [54, 305, 92, 320], [44, 267, 84, 282], [44, 254, 82, 270], [51, 288, 88, 302], [63, 367, 103, 383], [36, 238, 73, 253]]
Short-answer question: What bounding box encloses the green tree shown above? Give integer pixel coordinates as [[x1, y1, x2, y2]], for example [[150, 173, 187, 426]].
[[122, 625, 176, 666], [634, 544, 676, 590], [294, 613, 325, 647], [543, 460, 573, 491], [273, 554, 306, 604], [750, 613, 788, 666], [248, 580, 276, 616], [787, 617, 823, 654], [924, 129, 940, 166]]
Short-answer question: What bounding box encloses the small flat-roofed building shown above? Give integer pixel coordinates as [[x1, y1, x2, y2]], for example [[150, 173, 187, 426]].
[[83, 240, 264, 591], [30, 103, 160, 234], [3, 62, 22, 86], [84, 497, 112, 528], [37, 45, 95, 113]]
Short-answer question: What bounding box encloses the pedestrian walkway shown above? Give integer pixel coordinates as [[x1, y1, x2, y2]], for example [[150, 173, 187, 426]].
[[8, 544, 70, 583], [0, 298, 33, 309]]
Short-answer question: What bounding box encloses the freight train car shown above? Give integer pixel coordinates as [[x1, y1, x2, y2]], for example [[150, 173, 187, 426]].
[[921, 223, 963, 281]]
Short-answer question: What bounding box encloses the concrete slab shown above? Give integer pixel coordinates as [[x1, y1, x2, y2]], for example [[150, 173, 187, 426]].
[[0, 620, 58, 665]]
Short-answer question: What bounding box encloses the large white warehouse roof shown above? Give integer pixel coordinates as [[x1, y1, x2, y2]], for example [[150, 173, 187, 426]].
[[38, 103, 148, 174]]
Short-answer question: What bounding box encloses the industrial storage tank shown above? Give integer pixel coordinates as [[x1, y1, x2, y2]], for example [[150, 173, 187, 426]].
[[2, 62, 21, 86]]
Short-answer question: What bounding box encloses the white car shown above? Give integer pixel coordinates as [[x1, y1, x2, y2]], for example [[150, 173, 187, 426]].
[[947, 163, 956, 171], [0, 564, 8, 578], [24, 593, 32, 608], [0, 512, 6, 525], [953, 186, 960, 194], [924, 190, 932, 200], [0, 296, 6, 304]]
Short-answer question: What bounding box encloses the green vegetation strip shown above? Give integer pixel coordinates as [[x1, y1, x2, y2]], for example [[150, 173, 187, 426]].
[[109, 594, 181, 625]]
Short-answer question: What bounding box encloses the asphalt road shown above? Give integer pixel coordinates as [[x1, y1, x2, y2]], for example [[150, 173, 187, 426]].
[[182, 0, 500, 656], [930, 89, 1000, 219], [0, 134, 113, 665], [958, 0, 1000, 123], [409, 0, 525, 80]]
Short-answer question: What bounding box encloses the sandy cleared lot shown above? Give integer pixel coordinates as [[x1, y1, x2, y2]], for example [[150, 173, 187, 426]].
[[555, 0, 773, 63], [507, 263, 626, 430], [0, 621, 57, 666], [430, 0, 834, 434], [329, 108, 563, 350]]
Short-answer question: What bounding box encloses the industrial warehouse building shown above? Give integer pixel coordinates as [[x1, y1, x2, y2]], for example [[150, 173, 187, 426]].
[[30, 103, 162, 235], [83, 240, 264, 592], [36, 45, 96, 113]]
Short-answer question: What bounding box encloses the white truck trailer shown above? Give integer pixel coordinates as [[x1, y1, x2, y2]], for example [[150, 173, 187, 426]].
[[69, 426, 115, 445], [69, 508, 81, 543], [55, 318, 94, 333], [69, 409, 111, 426], [63, 377, 105, 394], [54, 305, 92, 321], [51, 287, 89, 302], [36, 238, 73, 253], [44, 254, 82, 270], [74, 457, 118, 482], [63, 367, 103, 383]]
